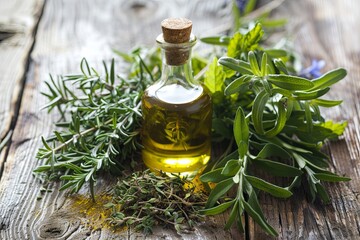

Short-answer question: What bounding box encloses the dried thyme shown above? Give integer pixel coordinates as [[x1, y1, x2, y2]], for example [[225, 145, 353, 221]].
[[107, 170, 207, 234]]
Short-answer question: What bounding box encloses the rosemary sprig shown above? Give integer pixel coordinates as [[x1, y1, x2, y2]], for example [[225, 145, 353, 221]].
[[107, 170, 207, 234], [34, 58, 153, 200]]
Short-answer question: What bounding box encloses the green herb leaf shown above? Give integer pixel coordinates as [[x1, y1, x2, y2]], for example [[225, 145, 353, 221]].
[[200, 36, 230, 46], [218, 57, 253, 75], [311, 99, 343, 107], [204, 57, 226, 94], [222, 159, 241, 176], [252, 159, 303, 177], [252, 90, 270, 135], [294, 122, 346, 143], [316, 183, 331, 204], [319, 120, 348, 137], [264, 100, 287, 137], [41, 136, 52, 151], [110, 58, 115, 85], [256, 143, 292, 159], [261, 18, 288, 28], [244, 179, 265, 219], [228, 32, 243, 59], [234, 107, 249, 158], [224, 75, 251, 96], [260, 52, 268, 76], [293, 88, 330, 100], [264, 49, 288, 58], [245, 174, 293, 198], [200, 168, 229, 183], [215, 150, 239, 169], [304, 101, 313, 133], [206, 178, 235, 208], [224, 199, 241, 230], [268, 74, 314, 90], [200, 200, 235, 215], [310, 68, 347, 90], [249, 51, 261, 76], [243, 200, 278, 237], [314, 173, 351, 182], [227, 23, 264, 59], [273, 59, 289, 74], [244, 0, 257, 14]]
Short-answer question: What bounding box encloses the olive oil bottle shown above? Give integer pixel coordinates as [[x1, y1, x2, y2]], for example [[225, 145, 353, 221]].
[[141, 18, 212, 177]]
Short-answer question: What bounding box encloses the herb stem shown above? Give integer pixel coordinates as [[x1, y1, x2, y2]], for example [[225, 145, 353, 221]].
[[154, 215, 176, 226], [43, 119, 113, 158], [168, 193, 192, 206], [194, 64, 208, 81]]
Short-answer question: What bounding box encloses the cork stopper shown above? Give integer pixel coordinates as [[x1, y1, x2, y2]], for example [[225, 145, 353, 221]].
[[160, 18, 193, 66], [161, 18, 192, 43]]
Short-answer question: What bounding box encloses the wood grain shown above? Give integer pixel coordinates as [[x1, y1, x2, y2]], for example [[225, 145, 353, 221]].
[[1, 0, 360, 239], [0, 0, 44, 176]]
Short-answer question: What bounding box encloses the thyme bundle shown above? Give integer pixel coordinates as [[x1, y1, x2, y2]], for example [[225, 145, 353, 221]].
[[107, 170, 207, 234]]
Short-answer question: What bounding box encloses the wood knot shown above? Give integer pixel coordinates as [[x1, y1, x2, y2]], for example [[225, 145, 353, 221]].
[[130, 2, 146, 11], [121, 0, 158, 17], [0, 222, 7, 230], [0, 30, 15, 43], [38, 219, 69, 238], [37, 211, 80, 239]]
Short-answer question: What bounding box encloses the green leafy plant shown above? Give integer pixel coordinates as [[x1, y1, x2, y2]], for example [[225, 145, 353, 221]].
[[199, 23, 349, 236]]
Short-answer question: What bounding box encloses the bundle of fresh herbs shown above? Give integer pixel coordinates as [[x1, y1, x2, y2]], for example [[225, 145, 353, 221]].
[[34, 2, 350, 237]]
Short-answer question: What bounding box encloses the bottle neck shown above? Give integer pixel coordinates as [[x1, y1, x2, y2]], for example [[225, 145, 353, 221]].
[[157, 33, 198, 88], [161, 52, 197, 87]]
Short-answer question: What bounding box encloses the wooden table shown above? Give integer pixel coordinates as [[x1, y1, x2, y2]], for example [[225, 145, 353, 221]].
[[0, 0, 359, 239]]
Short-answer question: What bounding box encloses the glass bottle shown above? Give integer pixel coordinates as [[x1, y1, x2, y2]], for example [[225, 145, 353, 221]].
[[141, 18, 212, 178]]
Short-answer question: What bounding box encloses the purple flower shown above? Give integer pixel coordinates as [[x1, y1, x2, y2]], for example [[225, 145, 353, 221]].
[[236, 0, 248, 14], [300, 59, 326, 79]]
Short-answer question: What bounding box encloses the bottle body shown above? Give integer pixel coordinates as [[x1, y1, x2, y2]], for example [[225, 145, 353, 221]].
[[142, 83, 212, 177], [141, 32, 212, 177]]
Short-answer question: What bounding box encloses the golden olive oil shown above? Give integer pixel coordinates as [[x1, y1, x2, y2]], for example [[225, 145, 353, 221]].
[[142, 83, 212, 177]]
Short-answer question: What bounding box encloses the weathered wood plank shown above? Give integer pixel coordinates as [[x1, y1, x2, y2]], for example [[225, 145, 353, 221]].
[[0, 0, 44, 176], [248, 0, 360, 239], [2, 0, 360, 239], [0, 0, 240, 239]]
